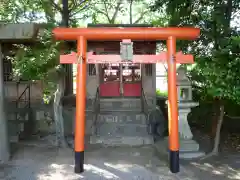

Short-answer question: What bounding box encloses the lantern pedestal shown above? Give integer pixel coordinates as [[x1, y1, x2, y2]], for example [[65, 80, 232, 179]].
[[176, 67, 205, 159], [157, 139, 205, 159], [155, 67, 205, 160], [177, 102, 205, 159]]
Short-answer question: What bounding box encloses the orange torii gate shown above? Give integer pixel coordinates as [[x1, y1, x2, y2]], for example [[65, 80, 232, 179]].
[[52, 27, 200, 174]]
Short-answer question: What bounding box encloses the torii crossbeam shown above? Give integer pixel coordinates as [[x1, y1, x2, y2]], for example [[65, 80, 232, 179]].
[[60, 51, 194, 64], [52, 27, 200, 174]]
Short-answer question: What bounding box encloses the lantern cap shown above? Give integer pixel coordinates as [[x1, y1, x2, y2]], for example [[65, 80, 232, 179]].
[[177, 67, 191, 86]]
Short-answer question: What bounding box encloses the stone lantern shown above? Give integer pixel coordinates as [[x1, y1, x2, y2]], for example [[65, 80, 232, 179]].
[[177, 67, 192, 101], [155, 67, 205, 160], [176, 67, 205, 159]]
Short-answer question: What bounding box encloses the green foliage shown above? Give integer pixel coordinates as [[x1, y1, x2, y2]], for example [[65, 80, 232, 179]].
[[152, 0, 240, 106], [4, 0, 239, 109], [12, 27, 60, 81], [191, 36, 240, 103], [89, 0, 166, 25], [0, 0, 46, 23], [156, 89, 168, 97], [0, 0, 92, 100], [10, 25, 64, 102]]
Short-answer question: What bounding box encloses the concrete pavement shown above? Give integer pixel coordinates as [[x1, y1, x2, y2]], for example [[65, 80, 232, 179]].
[[0, 144, 197, 180]]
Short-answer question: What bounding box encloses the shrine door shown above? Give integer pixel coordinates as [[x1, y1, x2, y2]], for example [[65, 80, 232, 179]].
[[99, 63, 142, 97]]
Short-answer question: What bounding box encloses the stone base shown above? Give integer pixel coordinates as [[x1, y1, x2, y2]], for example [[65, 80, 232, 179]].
[[90, 135, 153, 146], [179, 139, 200, 152], [154, 137, 205, 160], [9, 135, 19, 143], [179, 151, 205, 159]]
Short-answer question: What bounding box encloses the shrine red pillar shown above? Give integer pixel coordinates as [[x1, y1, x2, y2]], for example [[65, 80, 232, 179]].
[[74, 36, 87, 173], [167, 36, 179, 173]]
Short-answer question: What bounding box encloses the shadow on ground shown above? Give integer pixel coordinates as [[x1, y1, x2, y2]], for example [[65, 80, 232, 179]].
[[0, 143, 184, 180], [0, 136, 239, 180], [181, 153, 240, 180]]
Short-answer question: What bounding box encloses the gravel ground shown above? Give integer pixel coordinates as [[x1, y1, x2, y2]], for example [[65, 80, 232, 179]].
[[180, 128, 240, 180], [0, 135, 238, 180], [181, 153, 240, 180], [0, 141, 197, 180]]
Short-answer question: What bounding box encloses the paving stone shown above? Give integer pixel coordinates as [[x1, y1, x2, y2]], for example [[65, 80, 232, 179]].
[[0, 144, 197, 180]]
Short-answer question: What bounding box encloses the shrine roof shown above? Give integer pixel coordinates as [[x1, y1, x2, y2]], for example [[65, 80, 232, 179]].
[[87, 24, 156, 42], [87, 24, 154, 28], [0, 23, 45, 44]]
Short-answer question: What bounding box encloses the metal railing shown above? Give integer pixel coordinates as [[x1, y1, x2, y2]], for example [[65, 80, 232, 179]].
[[15, 82, 31, 121], [141, 87, 152, 134], [141, 87, 149, 114], [91, 87, 100, 135]]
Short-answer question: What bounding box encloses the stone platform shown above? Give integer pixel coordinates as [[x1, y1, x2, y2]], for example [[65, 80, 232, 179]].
[[90, 135, 153, 146], [90, 98, 154, 146], [90, 110, 154, 146], [154, 137, 205, 159]]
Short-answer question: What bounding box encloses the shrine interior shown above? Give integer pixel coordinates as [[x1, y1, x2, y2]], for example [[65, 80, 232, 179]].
[[86, 40, 157, 100]]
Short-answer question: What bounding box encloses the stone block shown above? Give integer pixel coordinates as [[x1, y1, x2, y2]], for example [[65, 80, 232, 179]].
[[155, 138, 205, 159], [63, 108, 94, 135], [96, 123, 149, 137], [36, 119, 55, 133], [179, 151, 205, 159], [97, 112, 146, 124], [100, 98, 142, 111], [9, 135, 19, 143], [90, 136, 153, 146], [8, 122, 20, 142], [89, 98, 156, 146], [179, 139, 200, 152], [0, 23, 38, 40]]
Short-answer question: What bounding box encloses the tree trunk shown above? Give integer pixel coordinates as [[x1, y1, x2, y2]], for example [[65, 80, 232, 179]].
[[110, 0, 123, 23], [212, 104, 224, 154], [201, 103, 224, 159], [129, 0, 133, 24], [211, 99, 219, 138], [62, 0, 73, 96], [53, 76, 67, 147]]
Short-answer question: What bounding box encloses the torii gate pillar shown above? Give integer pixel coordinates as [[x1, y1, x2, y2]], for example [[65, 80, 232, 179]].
[[167, 36, 179, 172], [52, 26, 200, 174], [74, 36, 87, 173]]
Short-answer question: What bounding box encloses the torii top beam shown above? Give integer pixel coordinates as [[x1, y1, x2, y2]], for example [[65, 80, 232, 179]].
[[52, 27, 200, 41]]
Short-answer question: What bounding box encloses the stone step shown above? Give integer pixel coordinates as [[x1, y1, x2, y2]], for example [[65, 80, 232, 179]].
[[90, 135, 153, 146], [100, 107, 142, 111], [97, 112, 147, 124], [100, 98, 142, 111], [179, 139, 200, 152], [100, 109, 142, 112], [95, 123, 149, 137], [179, 151, 205, 159]]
